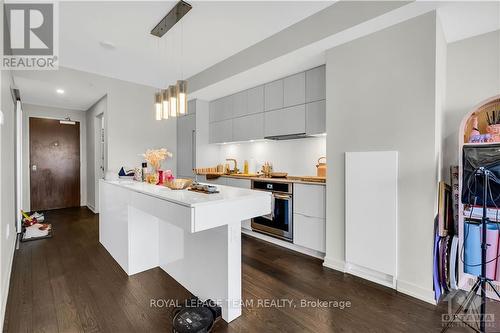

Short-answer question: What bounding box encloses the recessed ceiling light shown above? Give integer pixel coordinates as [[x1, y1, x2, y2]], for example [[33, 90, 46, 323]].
[[56, 89, 64, 94], [99, 40, 116, 50]]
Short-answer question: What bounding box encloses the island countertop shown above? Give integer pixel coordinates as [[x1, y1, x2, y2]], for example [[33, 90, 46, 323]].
[[102, 179, 271, 208]]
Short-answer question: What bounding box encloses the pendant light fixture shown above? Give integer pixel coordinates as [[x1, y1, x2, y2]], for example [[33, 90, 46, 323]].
[[154, 92, 162, 121], [153, 1, 191, 120], [177, 80, 187, 115], [169, 85, 177, 117], [161, 89, 169, 119]]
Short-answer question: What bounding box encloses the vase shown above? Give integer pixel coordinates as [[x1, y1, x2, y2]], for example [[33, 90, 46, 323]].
[[156, 170, 164, 185]]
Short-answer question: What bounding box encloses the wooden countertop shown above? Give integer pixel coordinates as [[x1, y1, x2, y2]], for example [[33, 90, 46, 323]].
[[196, 173, 326, 186]]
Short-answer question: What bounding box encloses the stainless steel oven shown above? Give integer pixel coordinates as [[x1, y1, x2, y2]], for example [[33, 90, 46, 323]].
[[251, 180, 293, 242]]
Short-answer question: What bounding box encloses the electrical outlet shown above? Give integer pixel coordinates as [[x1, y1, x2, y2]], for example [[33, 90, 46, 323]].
[[6, 223, 10, 239]]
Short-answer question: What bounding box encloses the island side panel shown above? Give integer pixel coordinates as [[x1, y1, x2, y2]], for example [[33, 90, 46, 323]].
[[99, 180, 131, 273], [158, 222, 243, 322]]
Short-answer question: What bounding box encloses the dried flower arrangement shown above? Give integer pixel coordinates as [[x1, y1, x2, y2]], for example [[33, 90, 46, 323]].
[[142, 148, 173, 170]]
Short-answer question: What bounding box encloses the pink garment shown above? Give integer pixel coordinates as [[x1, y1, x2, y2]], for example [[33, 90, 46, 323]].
[[485, 226, 499, 280], [497, 230, 500, 282]]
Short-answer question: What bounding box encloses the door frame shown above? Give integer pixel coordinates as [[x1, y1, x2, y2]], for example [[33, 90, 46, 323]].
[[94, 112, 104, 212], [25, 113, 85, 211]]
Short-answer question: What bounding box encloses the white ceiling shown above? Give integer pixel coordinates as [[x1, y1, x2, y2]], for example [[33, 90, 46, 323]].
[[437, 1, 499, 43], [14, 70, 106, 110], [59, 1, 333, 88], [12, 1, 500, 111]]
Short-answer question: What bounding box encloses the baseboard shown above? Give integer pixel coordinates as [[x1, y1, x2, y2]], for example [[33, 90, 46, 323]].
[[86, 204, 97, 214], [322, 257, 346, 272], [345, 262, 396, 289], [397, 279, 436, 305], [241, 229, 325, 260], [1, 233, 17, 331]]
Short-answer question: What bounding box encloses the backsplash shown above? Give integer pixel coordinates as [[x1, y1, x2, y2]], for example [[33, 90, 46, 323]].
[[217, 136, 326, 176]]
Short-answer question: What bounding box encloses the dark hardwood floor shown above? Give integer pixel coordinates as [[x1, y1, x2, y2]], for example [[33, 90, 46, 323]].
[[3, 207, 499, 332]]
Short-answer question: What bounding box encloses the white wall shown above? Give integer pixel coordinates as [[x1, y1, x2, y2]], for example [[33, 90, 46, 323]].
[[217, 137, 326, 176], [14, 67, 178, 177], [0, 68, 16, 330], [86, 96, 106, 212], [325, 12, 441, 304], [443, 30, 500, 180], [21, 103, 87, 211]]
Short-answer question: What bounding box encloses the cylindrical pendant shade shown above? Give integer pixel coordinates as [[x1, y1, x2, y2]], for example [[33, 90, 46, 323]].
[[154, 92, 162, 121], [169, 85, 177, 117], [177, 80, 187, 115], [161, 89, 169, 119]]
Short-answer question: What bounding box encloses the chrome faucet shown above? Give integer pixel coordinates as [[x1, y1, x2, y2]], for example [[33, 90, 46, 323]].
[[225, 159, 239, 174]]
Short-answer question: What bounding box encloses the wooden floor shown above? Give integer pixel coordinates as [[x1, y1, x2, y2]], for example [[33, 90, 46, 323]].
[[3, 207, 500, 332]]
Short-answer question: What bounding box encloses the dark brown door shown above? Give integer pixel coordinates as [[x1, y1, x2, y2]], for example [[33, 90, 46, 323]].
[[30, 117, 80, 211]]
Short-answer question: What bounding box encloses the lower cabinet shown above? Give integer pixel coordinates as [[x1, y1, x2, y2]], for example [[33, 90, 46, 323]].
[[293, 213, 325, 253], [225, 178, 251, 189]]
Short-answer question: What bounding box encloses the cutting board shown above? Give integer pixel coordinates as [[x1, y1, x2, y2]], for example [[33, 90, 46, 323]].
[[288, 176, 326, 183]]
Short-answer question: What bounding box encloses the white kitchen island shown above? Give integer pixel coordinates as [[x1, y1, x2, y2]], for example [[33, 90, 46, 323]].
[[99, 179, 271, 322]]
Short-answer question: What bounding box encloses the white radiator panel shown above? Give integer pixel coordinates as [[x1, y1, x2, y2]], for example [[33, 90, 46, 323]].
[[345, 151, 398, 288]]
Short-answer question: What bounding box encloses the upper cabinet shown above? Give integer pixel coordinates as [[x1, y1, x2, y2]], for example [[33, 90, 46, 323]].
[[232, 91, 248, 118], [283, 72, 305, 108], [246, 85, 264, 115], [209, 119, 232, 144], [209, 95, 233, 122], [264, 105, 305, 138], [306, 66, 326, 103], [306, 100, 326, 135], [209, 65, 326, 143], [233, 113, 264, 142], [264, 80, 283, 111]]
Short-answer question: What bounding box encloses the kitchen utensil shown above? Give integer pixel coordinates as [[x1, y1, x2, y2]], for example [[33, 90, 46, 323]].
[[261, 162, 273, 177], [316, 157, 327, 177], [164, 178, 193, 190]]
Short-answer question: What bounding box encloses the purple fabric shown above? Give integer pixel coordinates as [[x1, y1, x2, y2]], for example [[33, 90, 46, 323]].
[[434, 231, 442, 301]]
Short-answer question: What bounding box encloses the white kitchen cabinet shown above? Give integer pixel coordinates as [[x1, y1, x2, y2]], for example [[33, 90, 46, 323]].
[[197, 175, 227, 185], [293, 213, 325, 253], [306, 100, 326, 135], [306, 65, 326, 103], [177, 114, 196, 179], [232, 91, 248, 118], [187, 99, 196, 115], [225, 178, 251, 189], [283, 72, 305, 108], [264, 104, 305, 138], [209, 119, 232, 144], [293, 183, 326, 253], [264, 79, 283, 111], [209, 95, 233, 123], [294, 184, 325, 219], [246, 85, 264, 115], [232, 113, 264, 142]]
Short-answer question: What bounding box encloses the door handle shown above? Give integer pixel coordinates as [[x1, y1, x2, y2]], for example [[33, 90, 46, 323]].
[[274, 194, 291, 200], [192, 129, 196, 171], [31, 164, 37, 171]]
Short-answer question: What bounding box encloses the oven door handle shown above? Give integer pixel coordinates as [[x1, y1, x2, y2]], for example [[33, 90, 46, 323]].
[[273, 194, 291, 200]]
